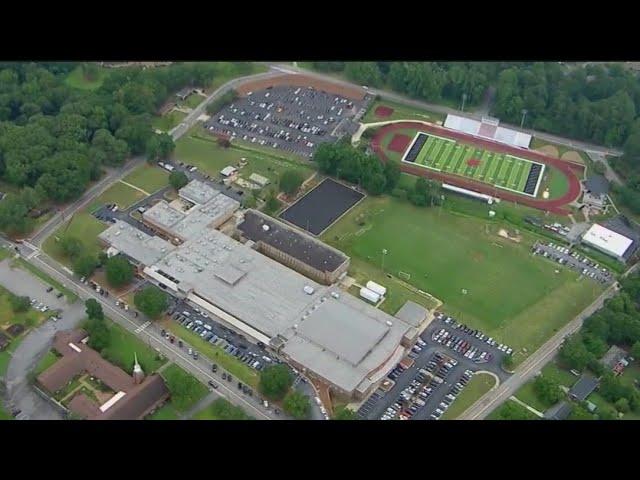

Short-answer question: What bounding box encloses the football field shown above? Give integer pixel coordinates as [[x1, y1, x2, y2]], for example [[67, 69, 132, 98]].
[[403, 132, 545, 197]]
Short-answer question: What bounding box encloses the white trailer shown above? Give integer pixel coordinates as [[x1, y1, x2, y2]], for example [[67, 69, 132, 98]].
[[163, 164, 175, 172], [366, 280, 387, 297], [360, 287, 380, 304]]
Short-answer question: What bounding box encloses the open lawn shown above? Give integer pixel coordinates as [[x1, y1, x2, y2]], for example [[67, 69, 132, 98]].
[[12, 258, 78, 302], [122, 164, 169, 194], [151, 110, 187, 132], [182, 94, 204, 109], [64, 65, 109, 91], [42, 212, 108, 267], [100, 319, 167, 374], [323, 195, 603, 364], [194, 397, 252, 420], [163, 319, 259, 389], [0, 285, 47, 330], [362, 99, 446, 124], [89, 182, 146, 212], [148, 403, 180, 420], [487, 399, 540, 420], [33, 350, 60, 377], [174, 133, 314, 192], [0, 405, 11, 420], [442, 372, 496, 419]]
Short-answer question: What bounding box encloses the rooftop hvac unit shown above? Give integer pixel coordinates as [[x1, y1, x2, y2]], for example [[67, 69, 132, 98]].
[[330, 291, 340, 299], [262, 224, 270, 232], [303, 285, 315, 295], [386, 320, 393, 327]]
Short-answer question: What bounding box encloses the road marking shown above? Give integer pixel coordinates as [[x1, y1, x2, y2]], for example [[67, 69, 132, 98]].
[[135, 320, 151, 333]]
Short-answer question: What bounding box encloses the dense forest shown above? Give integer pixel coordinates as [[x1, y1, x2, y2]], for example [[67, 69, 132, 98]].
[[0, 62, 249, 235]]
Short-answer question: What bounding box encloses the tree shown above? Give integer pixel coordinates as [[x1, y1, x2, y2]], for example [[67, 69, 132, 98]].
[[279, 170, 304, 196], [10, 295, 30, 313], [105, 255, 134, 288], [134, 285, 168, 319], [502, 354, 514, 371], [169, 170, 189, 190], [162, 366, 206, 412], [493, 401, 536, 420], [383, 160, 401, 192], [631, 341, 640, 362], [73, 253, 99, 278], [333, 406, 357, 420], [598, 404, 618, 420], [59, 236, 85, 259], [85, 298, 104, 320], [615, 398, 630, 413], [559, 335, 592, 371], [85, 315, 110, 352], [264, 189, 280, 214], [569, 403, 596, 420], [283, 390, 310, 419], [208, 398, 252, 420], [145, 133, 175, 162], [259, 364, 292, 400], [0, 193, 34, 235], [533, 374, 563, 406], [409, 177, 430, 207]]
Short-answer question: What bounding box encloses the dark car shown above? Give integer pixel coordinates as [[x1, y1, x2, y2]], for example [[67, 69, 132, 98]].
[[211, 363, 218, 373], [227, 374, 233, 382], [237, 382, 243, 390], [208, 380, 218, 389], [56, 292, 63, 299], [46, 286, 53, 293]]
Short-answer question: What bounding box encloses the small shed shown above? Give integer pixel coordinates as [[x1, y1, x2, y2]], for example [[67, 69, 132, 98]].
[[221, 166, 238, 177]]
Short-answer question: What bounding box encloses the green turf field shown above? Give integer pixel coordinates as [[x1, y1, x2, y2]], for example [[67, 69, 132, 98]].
[[404, 133, 544, 197], [323, 196, 603, 364]]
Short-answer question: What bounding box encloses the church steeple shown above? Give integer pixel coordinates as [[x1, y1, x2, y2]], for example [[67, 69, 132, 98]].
[[133, 352, 145, 384]]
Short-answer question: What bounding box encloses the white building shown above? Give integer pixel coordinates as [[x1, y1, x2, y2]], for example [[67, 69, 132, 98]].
[[582, 224, 634, 261]]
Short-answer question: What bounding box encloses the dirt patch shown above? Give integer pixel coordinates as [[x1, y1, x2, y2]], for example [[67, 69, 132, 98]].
[[375, 105, 394, 117], [472, 251, 485, 262], [498, 228, 522, 243], [535, 145, 560, 157], [388, 134, 411, 153], [235, 74, 366, 101], [561, 150, 584, 164], [467, 158, 481, 168]]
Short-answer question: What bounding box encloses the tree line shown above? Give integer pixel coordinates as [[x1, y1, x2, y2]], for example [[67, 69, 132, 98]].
[[0, 62, 247, 236]]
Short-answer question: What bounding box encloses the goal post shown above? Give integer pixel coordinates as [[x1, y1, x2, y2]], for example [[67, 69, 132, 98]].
[[398, 271, 411, 281]]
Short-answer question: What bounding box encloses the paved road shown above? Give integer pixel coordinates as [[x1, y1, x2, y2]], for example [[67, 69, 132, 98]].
[[458, 269, 638, 419], [587, 151, 624, 186], [266, 63, 623, 159], [0, 258, 87, 420]]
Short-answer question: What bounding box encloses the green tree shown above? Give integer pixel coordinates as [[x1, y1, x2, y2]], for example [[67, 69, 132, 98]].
[[145, 133, 175, 162], [559, 335, 592, 371], [134, 285, 168, 319], [569, 403, 596, 420], [279, 170, 304, 196], [85, 298, 104, 320], [283, 390, 310, 419], [73, 253, 99, 278], [105, 255, 134, 288], [264, 189, 281, 214], [85, 315, 111, 352], [162, 367, 206, 412], [598, 404, 618, 420], [631, 341, 640, 362], [10, 295, 30, 313], [615, 398, 630, 413], [169, 170, 189, 190], [59, 236, 85, 259], [208, 398, 252, 420], [502, 354, 514, 371], [333, 406, 357, 420], [493, 401, 536, 420], [383, 160, 401, 192], [533, 374, 563, 406], [259, 364, 292, 400]]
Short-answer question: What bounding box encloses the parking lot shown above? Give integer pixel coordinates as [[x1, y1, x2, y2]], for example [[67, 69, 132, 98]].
[[203, 85, 372, 158], [357, 312, 511, 420], [532, 241, 614, 285]]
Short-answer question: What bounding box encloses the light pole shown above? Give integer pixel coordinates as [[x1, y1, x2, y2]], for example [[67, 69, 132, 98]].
[[461, 93, 468, 113], [520, 108, 528, 129], [381, 248, 388, 272]]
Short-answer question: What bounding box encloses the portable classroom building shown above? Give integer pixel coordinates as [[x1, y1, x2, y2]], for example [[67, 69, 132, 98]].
[[366, 280, 387, 297], [360, 287, 380, 304]]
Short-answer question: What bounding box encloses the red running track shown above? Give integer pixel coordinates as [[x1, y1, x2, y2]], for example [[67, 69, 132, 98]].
[[371, 122, 584, 215]]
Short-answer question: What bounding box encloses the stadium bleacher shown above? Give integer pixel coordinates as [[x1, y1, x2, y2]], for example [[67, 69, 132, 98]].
[[523, 164, 543, 195], [402, 133, 428, 163]]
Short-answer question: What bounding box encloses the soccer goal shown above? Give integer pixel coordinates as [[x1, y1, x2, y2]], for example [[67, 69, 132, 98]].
[[399, 271, 411, 281]]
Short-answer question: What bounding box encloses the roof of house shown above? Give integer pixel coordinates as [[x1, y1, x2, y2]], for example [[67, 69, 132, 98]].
[[601, 345, 628, 369], [544, 401, 573, 420], [237, 209, 349, 273], [37, 330, 169, 420], [569, 374, 599, 401], [585, 174, 610, 196], [176, 87, 194, 98]]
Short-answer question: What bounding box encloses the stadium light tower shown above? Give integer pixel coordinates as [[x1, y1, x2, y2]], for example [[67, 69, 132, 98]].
[[520, 108, 528, 129]]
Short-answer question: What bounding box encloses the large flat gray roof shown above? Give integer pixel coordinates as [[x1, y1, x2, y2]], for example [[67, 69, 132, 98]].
[[179, 179, 218, 205], [143, 201, 185, 230], [394, 301, 428, 328], [99, 221, 175, 266]]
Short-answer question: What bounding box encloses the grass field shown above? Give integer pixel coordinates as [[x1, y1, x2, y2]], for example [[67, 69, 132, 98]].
[[194, 398, 252, 420], [362, 99, 446, 124], [101, 320, 167, 374], [122, 164, 169, 194], [64, 65, 109, 90], [0, 285, 47, 330], [405, 132, 543, 197], [151, 110, 187, 132], [33, 350, 60, 377], [0, 405, 11, 420], [323, 195, 603, 364], [89, 182, 146, 212], [487, 399, 540, 420], [42, 212, 108, 267], [174, 132, 314, 192], [163, 319, 260, 389], [442, 372, 496, 419], [12, 258, 78, 302], [183, 94, 205, 109], [148, 403, 180, 420]]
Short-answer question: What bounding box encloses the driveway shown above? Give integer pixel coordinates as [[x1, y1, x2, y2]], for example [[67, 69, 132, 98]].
[[0, 258, 86, 420]]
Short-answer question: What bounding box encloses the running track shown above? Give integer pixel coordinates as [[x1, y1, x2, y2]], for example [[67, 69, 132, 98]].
[[372, 122, 584, 215]]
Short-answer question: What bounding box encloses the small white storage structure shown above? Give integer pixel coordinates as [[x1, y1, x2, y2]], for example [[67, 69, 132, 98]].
[[360, 287, 380, 304], [365, 280, 387, 297]]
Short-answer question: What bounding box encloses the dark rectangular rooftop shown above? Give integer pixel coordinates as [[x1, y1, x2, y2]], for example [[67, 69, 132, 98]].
[[604, 215, 640, 261], [568, 374, 599, 402], [238, 209, 348, 273], [584, 174, 610, 196]]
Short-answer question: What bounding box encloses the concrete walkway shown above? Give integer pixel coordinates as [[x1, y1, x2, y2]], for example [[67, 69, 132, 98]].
[[119, 180, 149, 196], [509, 396, 545, 418]]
